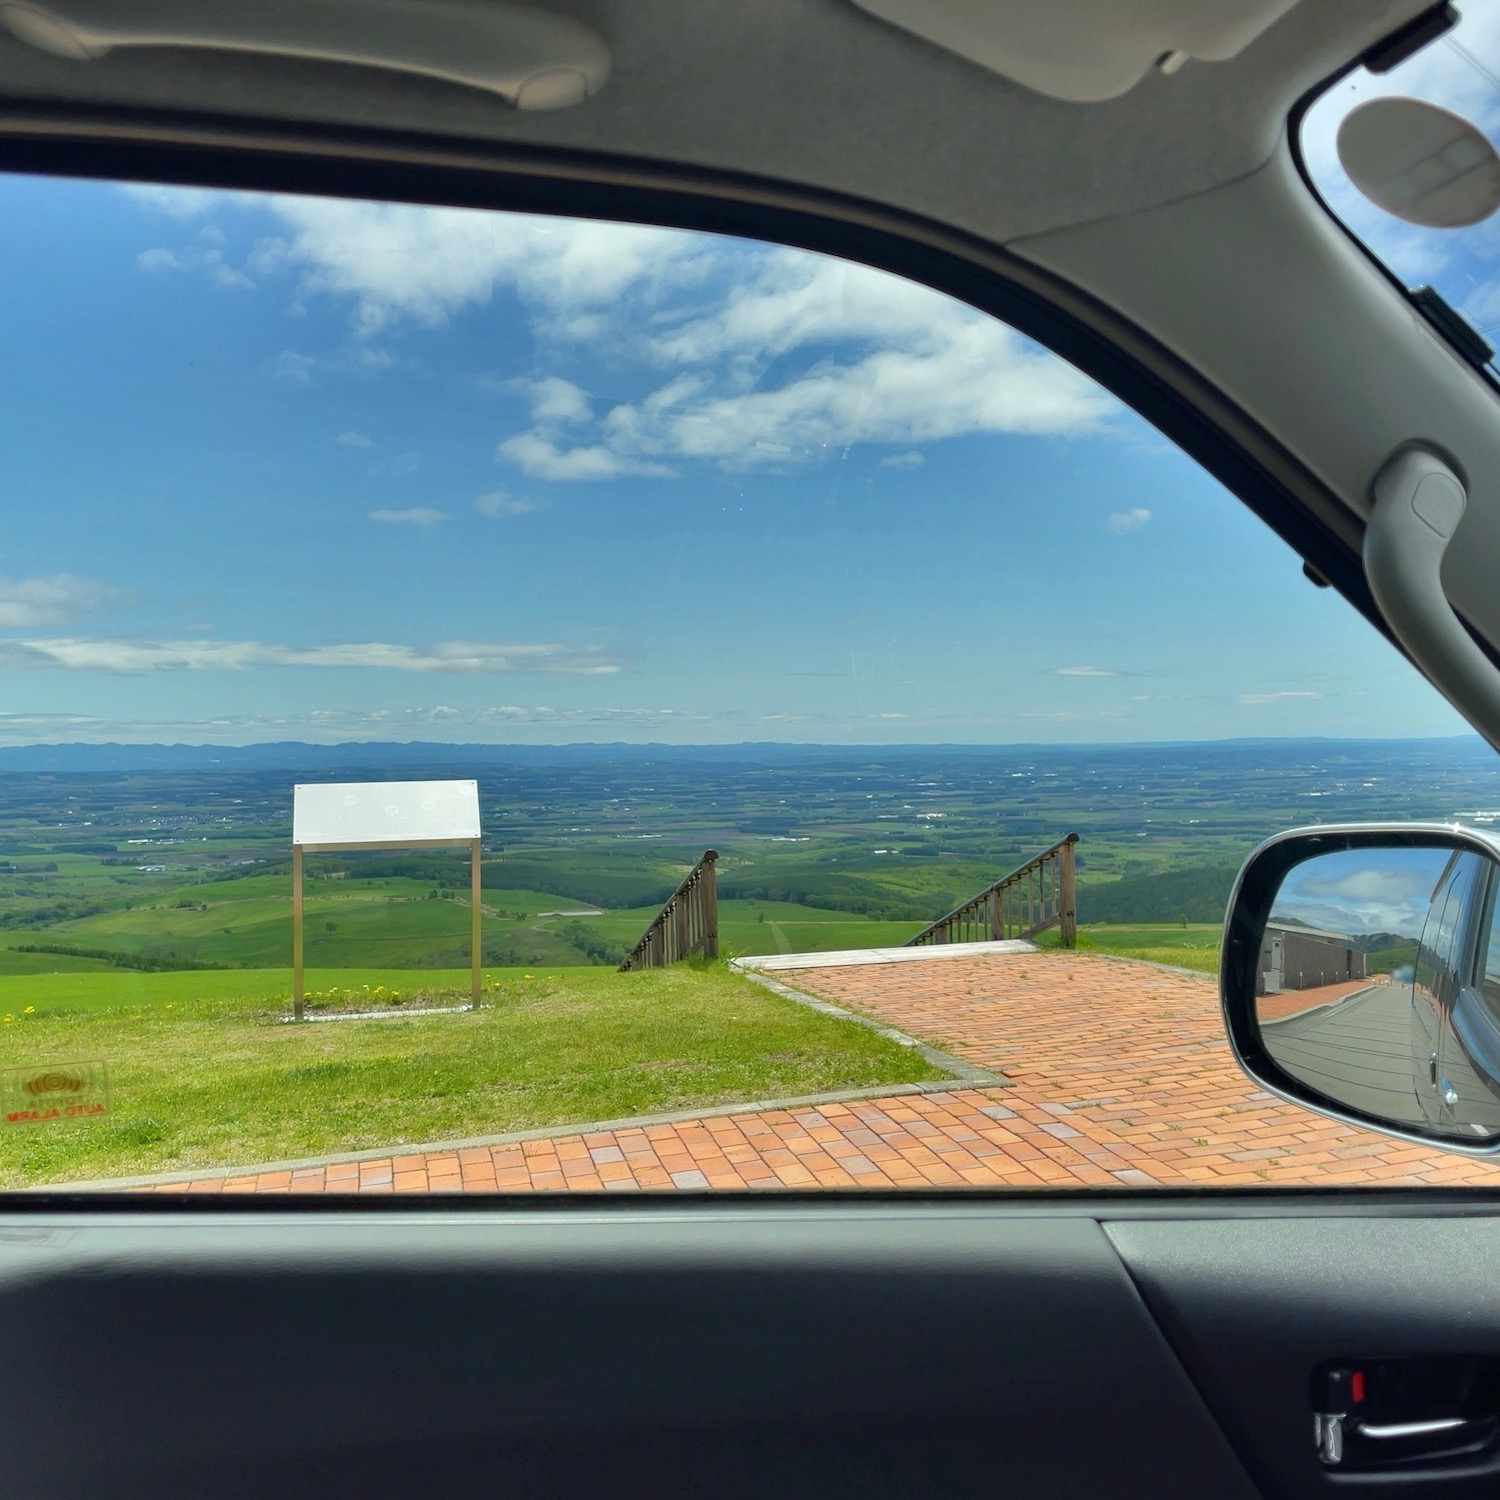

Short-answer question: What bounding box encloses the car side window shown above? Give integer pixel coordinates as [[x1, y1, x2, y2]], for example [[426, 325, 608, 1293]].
[[1417, 855, 1485, 1008], [0, 169, 1492, 1197], [1416, 859, 1460, 1003], [1478, 875, 1500, 1022]]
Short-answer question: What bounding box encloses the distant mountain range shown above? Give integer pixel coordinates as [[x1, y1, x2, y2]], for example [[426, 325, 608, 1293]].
[[0, 735, 1483, 774]]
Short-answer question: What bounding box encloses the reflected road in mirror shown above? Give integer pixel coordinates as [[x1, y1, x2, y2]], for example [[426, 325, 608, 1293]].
[[1257, 845, 1461, 1135], [1260, 977, 1429, 1127]]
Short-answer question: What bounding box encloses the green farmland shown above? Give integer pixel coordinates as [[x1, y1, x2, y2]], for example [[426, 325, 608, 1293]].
[[0, 867, 925, 978]]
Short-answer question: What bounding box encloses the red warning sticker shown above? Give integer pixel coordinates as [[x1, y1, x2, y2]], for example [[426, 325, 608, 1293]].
[[1, 1061, 110, 1126]]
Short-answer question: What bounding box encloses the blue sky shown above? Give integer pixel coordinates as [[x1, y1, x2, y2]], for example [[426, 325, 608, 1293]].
[[1273, 847, 1455, 939], [0, 164, 1474, 746]]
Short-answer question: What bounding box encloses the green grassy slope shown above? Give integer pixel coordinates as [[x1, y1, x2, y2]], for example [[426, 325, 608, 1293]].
[[0, 965, 943, 1187]]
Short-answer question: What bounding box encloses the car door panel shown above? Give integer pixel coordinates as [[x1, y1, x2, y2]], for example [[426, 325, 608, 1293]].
[[0, 1207, 1261, 1500], [1108, 1213, 1500, 1498], [10, 1206, 1500, 1499]]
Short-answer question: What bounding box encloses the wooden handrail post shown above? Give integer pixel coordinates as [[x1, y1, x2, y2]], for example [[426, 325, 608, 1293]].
[[292, 844, 304, 1023], [702, 852, 718, 959], [620, 849, 719, 970], [905, 833, 1079, 949], [1059, 833, 1078, 949], [470, 838, 483, 1008]]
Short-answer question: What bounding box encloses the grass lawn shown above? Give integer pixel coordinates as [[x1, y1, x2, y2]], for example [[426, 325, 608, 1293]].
[[1037, 923, 1222, 975], [0, 964, 942, 1187]]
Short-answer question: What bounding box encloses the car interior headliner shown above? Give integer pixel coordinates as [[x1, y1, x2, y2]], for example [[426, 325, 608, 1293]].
[[0, 0, 1429, 245]]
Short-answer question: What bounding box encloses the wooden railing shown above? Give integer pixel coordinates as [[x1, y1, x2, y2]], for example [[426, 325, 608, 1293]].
[[619, 849, 719, 971], [905, 833, 1078, 949]]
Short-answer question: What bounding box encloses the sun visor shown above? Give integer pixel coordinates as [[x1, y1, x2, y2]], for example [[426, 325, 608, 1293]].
[[847, 0, 1304, 102]]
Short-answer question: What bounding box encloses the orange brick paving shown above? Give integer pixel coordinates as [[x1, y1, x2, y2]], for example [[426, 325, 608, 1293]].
[[1256, 976, 1379, 1022], [142, 951, 1500, 1195]]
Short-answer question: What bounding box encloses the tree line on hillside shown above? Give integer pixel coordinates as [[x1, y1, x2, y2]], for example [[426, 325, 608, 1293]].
[[198, 850, 1246, 930], [1079, 865, 1241, 926], [13, 942, 230, 972]]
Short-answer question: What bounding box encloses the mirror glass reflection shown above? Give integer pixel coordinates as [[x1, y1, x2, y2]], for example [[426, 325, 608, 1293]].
[[1258, 843, 1500, 1142]]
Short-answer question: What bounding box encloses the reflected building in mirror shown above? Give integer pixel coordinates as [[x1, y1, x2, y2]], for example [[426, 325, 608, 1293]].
[[1257, 921, 1369, 997]]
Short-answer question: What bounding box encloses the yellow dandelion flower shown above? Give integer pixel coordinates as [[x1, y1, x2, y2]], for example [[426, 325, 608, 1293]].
[[23, 1006, 34, 1015]]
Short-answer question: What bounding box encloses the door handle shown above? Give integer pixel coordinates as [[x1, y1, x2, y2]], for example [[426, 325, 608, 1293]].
[[1314, 1360, 1500, 1470], [1357, 1417, 1472, 1440], [1317, 1412, 1497, 1467]]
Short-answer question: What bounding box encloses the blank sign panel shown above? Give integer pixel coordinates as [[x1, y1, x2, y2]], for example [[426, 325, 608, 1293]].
[[292, 780, 481, 850]]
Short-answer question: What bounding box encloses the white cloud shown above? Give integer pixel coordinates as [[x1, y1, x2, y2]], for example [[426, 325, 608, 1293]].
[[1235, 690, 1324, 705], [129, 191, 1116, 478], [136, 230, 252, 290], [252, 198, 710, 335], [474, 490, 537, 518], [1106, 507, 1151, 534], [497, 432, 672, 482], [499, 254, 1117, 479], [122, 184, 221, 220], [1052, 666, 1119, 677], [274, 351, 314, 383], [369, 507, 447, 526], [0, 575, 125, 628], [496, 381, 675, 480], [0, 637, 621, 674], [336, 431, 373, 448], [879, 451, 925, 469], [1276, 849, 1452, 938], [517, 377, 593, 426]]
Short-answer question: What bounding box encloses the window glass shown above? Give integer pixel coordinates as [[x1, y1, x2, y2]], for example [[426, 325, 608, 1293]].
[[1300, 1, 1500, 371], [1481, 875, 1500, 1018], [1416, 860, 1459, 1006], [1417, 852, 1484, 1007], [0, 172, 1493, 1195]]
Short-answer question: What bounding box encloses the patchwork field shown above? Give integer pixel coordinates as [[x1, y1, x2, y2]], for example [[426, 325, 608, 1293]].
[[0, 873, 925, 976]]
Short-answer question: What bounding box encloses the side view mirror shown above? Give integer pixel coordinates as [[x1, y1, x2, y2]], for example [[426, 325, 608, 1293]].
[[1222, 824, 1500, 1153]]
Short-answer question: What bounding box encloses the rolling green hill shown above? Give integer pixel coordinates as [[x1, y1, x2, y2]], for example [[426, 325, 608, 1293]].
[[1, 872, 924, 975]]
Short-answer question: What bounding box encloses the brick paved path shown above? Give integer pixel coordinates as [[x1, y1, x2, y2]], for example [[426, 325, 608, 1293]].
[[143, 951, 1500, 1194]]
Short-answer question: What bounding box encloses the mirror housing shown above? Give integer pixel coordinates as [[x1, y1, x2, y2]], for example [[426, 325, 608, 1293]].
[[1222, 823, 1500, 1155]]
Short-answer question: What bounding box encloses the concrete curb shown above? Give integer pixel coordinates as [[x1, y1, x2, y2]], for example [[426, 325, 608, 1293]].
[[45, 1079, 998, 1192], [734, 939, 1036, 972], [1087, 953, 1219, 982]]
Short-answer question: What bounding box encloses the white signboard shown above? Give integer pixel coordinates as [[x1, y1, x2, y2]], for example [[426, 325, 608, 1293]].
[[292, 780, 481, 850]]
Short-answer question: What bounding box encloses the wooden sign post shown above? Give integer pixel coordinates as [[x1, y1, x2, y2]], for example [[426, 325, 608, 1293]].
[[290, 780, 484, 1021]]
